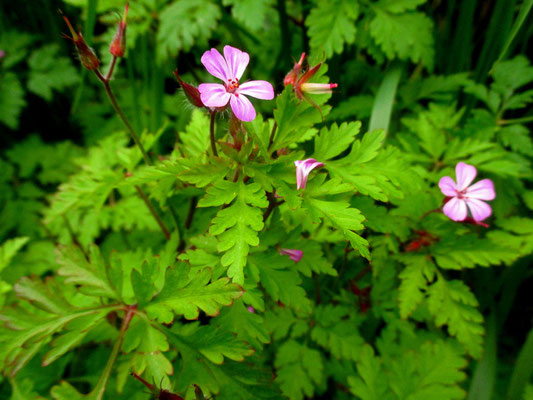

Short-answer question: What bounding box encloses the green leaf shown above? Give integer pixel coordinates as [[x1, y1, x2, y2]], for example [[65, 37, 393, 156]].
[[348, 345, 391, 400], [374, 0, 427, 13], [306, 0, 358, 58], [305, 197, 369, 258], [432, 234, 518, 269], [206, 181, 268, 284], [275, 340, 323, 400], [178, 109, 211, 160], [397, 255, 436, 318], [222, 0, 273, 30], [427, 277, 484, 358], [157, 0, 221, 62], [249, 253, 312, 314], [0, 73, 26, 129], [313, 121, 361, 160], [56, 245, 117, 299], [272, 87, 326, 151], [146, 266, 243, 322], [311, 305, 363, 361], [216, 299, 271, 349], [0, 237, 29, 272], [370, 9, 434, 68], [27, 44, 79, 101]]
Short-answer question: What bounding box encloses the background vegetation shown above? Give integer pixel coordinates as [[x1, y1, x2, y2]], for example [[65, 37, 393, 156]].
[[0, 0, 532, 399]]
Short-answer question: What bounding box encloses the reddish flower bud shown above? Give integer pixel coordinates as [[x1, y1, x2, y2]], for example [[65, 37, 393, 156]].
[[173, 69, 204, 108], [0, 50, 5, 61], [284, 52, 305, 86], [62, 15, 100, 70], [110, 3, 128, 57]]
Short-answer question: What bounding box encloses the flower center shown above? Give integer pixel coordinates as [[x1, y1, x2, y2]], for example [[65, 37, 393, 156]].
[[226, 78, 239, 93], [456, 189, 467, 199]]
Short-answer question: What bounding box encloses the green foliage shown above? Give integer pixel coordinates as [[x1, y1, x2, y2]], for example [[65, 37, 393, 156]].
[[157, 0, 221, 62], [306, 0, 359, 58], [1, 2, 532, 400], [27, 45, 79, 101]]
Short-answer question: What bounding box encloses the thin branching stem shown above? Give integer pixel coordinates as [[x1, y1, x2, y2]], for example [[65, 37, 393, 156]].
[[210, 111, 218, 156], [91, 305, 136, 400], [136, 185, 171, 240]]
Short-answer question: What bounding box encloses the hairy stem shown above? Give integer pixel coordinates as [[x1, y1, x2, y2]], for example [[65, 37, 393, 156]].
[[91, 305, 136, 400], [136, 185, 171, 240], [210, 111, 218, 156], [94, 68, 152, 166]]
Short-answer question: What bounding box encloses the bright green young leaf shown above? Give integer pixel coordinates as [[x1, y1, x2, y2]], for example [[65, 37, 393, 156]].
[[397, 255, 436, 318], [205, 181, 268, 284], [348, 345, 391, 400], [146, 265, 243, 322], [313, 121, 362, 161], [0, 73, 26, 129]]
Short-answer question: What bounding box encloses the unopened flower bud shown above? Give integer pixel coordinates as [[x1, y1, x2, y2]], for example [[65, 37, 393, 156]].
[[284, 52, 305, 86], [0, 50, 5, 61], [300, 82, 338, 94], [110, 3, 128, 57], [62, 15, 100, 70], [172, 69, 204, 108]]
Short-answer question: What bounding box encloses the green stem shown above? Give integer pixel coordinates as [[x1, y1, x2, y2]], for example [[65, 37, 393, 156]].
[[499, 115, 533, 125], [136, 185, 171, 240], [210, 111, 218, 157], [94, 69, 152, 166], [90, 305, 136, 400]]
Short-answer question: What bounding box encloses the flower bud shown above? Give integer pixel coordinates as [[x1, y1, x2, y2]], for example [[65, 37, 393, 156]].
[[300, 82, 338, 94], [0, 50, 5, 61], [172, 69, 204, 108], [284, 52, 305, 86], [110, 3, 128, 57], [62, 15, 100, 70]]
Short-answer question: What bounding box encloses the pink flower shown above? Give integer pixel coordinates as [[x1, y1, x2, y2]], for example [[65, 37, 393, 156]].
[[198, 45, 274, 122], [439, 162, 496, 222], [247, 306, 255, 313], [294, 158, 324, 190], [280, 248, 303, 263]]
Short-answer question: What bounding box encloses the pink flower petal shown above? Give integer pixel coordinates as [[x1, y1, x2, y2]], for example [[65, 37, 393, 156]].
[[466, 198, 492, 221], [230, 93, 256, 121], [280, 249, 303, 263], [198, 83, 231, 107], [223, 45, 249, 80], [455, 162, 477, 191], [238, 80, 275, 100], [438, 176, 457, 197], [294, 158, 324, 190], [466, 179, 496, 200], [443, 197, 467, 221], [201, 48, 230, 81]]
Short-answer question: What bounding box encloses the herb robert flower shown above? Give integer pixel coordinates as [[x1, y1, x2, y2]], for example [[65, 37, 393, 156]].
[[198, 45, 274, 122], [279, 248, 303, 263], [294, 158, 324, 190], [439, 162, 496, 222]]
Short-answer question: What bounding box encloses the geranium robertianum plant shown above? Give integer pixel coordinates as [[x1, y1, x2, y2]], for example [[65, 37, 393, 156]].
[[0, 1, 532, 400]]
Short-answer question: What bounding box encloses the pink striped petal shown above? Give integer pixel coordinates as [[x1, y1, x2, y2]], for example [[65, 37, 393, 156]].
[[443, 197, 467, 221], [230, 93, 256, 121], [466, 179, 495, 200], [438, 176, 457, 197], [201, 48, 230, 81], [198, 83, 231, 107], [280, 249, 303, 263], [456, 162, 477, 191], [294, 158, 324, 190], [466, 198, 492, 221], [224, 45, 249, 80], [238, 80, 275, 100]]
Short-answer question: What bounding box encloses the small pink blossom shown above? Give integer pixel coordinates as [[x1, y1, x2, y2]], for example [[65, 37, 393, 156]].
[[294, 158, 324, 190], [280, 248, 303, 263], [198, 45, 274, 122], [247, 306, 255, 313], [438, 162, 496, 222]]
